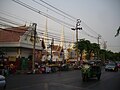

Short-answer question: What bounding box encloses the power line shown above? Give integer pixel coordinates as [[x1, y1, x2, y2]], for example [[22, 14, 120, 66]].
[[81, 21, 105, 43], [0, 22, 13, 28], [12, 0, 74, 28], [0, 15, 73, 43], [82, 30, 97, 39], [81, 21, 99, 36], [0, 10, 31, 24], [0, 24, 74, 43], [10, 0, 105, 44], [37, 28, 72, 41], [37, 0, 105, 41], [38, 0, 77, 20], [32, 0, 76, 22], [37, 30, 73, 42], [12, 0, 104, 43], [0, 7, 74, 41], [0, 16, 22, 26]]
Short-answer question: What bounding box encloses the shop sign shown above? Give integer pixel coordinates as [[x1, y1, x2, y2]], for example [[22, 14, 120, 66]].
[[9, 56, 16, 61]]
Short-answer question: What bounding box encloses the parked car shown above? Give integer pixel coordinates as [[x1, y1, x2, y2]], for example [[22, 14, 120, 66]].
[[117, 63, 120, 68], [116, 62, 120, 69], [0, 75, 6, 90], [105, 63, 118, 72]]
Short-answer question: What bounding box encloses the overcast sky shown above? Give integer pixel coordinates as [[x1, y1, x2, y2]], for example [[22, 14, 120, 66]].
[[0, 0, 120, 52]]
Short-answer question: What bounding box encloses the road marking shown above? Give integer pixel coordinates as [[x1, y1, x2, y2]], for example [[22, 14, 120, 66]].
[[50, 82, 90, 90], [8, 82, 90, 90]]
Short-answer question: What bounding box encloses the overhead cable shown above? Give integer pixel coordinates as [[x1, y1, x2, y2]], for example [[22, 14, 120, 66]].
[[0, 23, 73, 43], [38, 0, 77, 20], [32, 0, 76, 22], [0, 16, 22, 26], [12, 0, 74, 28], [82, 30, 97, 39]]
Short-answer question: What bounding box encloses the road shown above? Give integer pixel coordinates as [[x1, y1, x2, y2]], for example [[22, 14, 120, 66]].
[[6, 68, 120, 90]]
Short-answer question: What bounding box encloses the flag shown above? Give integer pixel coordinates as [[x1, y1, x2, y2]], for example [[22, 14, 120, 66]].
[[115, 26, 120, 37]]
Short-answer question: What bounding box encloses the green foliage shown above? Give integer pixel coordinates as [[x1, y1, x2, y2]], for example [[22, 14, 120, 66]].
[[73, 39, 120, 61], [105, 51, 120, 61], [73, 39, 100, 60]]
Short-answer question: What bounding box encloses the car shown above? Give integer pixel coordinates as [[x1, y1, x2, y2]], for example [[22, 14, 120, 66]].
[[81, 60, 101, 81], [0, 75, 6, 90], [116, 61, 120, 69], [117, 63, 120, 68], [105, 63, 118, 72]]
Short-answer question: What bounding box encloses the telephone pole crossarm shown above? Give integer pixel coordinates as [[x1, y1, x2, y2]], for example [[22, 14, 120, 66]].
[[71, 19, 82, 62]]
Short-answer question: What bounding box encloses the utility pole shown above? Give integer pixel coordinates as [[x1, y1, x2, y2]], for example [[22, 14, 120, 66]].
[[50, 38, 54, 63], [32, 23, 37, 72], [97, 34, 101, 60], [103, 41, 107, 61], [71, 19, 82, 63]]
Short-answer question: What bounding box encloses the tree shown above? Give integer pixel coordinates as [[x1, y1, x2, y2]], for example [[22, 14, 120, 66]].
[[83, 40, 91, 60], [91, 43, 100, 59], [73, 39, 119, 62], [74, 39, 100, 60], [74, 39, 91, 60]]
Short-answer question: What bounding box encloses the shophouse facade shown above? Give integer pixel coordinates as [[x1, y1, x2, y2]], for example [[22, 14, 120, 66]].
[[0, 25, 44, 70]]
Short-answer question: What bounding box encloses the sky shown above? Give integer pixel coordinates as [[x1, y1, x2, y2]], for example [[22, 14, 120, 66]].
[[0, 0, 120, 52]]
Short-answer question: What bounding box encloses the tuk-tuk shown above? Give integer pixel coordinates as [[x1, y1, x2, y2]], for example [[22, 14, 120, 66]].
[[81, 60, 101, 81]]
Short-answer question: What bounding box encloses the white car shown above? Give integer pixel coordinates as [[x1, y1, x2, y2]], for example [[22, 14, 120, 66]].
[[0, 75, 6, 90]]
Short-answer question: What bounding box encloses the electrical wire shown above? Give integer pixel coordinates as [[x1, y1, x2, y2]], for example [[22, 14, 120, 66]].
[[12, 0, 74, 28], [12, 0, 104, 43], [0, 10, 31, 24], [0, 22, 13, 28], [81, 21, 99, 36], [32, 0, 76, 22], [37, 30, 73, 42], [0, 9, 70, 37], [81, 21, 105, 42], [4, 0, 105, 44], [38, 0, 77, 20], [81, 30, 97, 39], [0, 16, 22, 26], [0, 23, 74, 43], [37, 0, 104, 40], [0, 15, 73, 43], [38, 0, 105, 41]]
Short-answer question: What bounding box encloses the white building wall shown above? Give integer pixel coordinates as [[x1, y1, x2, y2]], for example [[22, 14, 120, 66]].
[[5, 47, 32, 58], [21, 48, 32, 58], [7, 51, 17, 57]]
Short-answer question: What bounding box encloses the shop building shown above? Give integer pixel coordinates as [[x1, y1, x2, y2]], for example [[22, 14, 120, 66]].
[[0, 25, 44, 70]]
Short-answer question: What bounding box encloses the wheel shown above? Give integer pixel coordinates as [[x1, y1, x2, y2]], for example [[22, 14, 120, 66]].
[[97, 75, 101, 80], [115, 68, 118, 72], [105, 69, 107, 71], [82, 74, 88, 81], [4, 84, 6, 90]]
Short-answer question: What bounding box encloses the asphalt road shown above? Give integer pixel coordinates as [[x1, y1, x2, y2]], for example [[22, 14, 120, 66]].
[[6, 68, 120, 90]]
